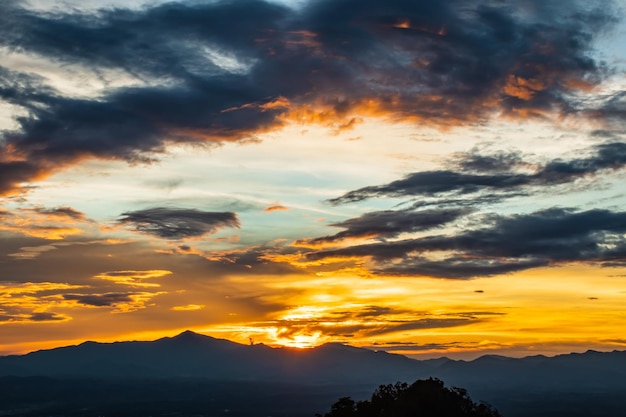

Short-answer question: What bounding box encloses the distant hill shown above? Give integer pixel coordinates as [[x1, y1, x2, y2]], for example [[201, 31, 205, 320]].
[[2, 331, 626, 416], [433, 349, 626, 391]]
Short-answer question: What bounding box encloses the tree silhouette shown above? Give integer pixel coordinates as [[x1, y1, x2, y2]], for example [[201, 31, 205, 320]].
[[319, 378, 502, 417]]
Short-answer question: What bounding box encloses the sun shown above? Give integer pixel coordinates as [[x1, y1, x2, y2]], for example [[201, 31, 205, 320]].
[[280, 333, 322, 349]]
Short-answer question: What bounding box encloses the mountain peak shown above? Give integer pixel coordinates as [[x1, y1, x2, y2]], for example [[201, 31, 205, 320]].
[[171, 330, 210, 342], [175, 329, 202, 337]]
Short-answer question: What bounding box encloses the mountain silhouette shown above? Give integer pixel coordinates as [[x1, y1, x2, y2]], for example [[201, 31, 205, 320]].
[[3, 331, 626, 388], [2, 332, 626, 416], [0, 331, 425, 383]]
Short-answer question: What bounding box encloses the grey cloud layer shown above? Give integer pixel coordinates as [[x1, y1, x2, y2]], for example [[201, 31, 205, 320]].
[[306, 208, 626, 278], [296, 207, 471, 246], [294, 143, 626, 279], [63, 292, 135, 307], [0, 311, 66, 324], [117, 207, 240, 240], [0, 0, 620, 195], [330, 142, 626, 204]]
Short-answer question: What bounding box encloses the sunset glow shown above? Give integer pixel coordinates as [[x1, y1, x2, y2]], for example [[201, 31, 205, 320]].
[[1, 0, 625, 362]]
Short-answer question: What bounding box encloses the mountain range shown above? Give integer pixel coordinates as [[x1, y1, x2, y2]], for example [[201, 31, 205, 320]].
[[0, 330, 423, 383], [2, 331, 626, 416]]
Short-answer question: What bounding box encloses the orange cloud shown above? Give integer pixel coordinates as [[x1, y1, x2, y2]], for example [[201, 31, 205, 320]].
[[171, 304, 205, 311], [264, 204, 289, 213], [503, 75, 548, 100], [0, 282, 84, 325], [393, 18, 411, 29], [0, 205, 92, 240], [260, 251, 367, 271], [283, 30, 323, 51], [391, 18, 446, 36], [94, 270, 173, 288], [293, 234, 380, 250], [8, 239, 130, 260], [0, 282, 84, 296]]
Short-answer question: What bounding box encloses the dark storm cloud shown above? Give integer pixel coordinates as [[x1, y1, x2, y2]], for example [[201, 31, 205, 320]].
[[0, 0, 291, 195], [0, 0, 619, 195], [329, 142, 626, 204], [63, 292, 134, 307], [117, 207, 240, 240], [306, 208, 626, 278], [0, 0, 288, 77], [296, 207, 471, 246]]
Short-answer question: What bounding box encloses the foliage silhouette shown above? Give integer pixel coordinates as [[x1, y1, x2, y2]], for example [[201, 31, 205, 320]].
[[319, 378, 502, 417]]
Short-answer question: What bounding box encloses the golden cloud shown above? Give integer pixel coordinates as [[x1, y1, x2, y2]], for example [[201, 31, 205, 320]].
[[94, 270, 173, 288]]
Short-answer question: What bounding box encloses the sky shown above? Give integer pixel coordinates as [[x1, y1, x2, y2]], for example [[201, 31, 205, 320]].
[[1, 0, 626, 360]]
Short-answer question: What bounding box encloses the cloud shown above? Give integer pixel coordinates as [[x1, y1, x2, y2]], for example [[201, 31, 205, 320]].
[[31, 206, 88, 221], [363, 318, 477, 336], [288, 142, 626, 278], [27, 312, 68, 322], [143, 178, 184, 192], [0, 282, 83, 325], [367, 341, 465, 352], [0, 205, 91, 240], [94, 269, 172, 288], [0, 281, 84, 296], [305, 208, 626, 278], [62, 292, 134, 307], [295, 207, 472, 247], [171, 304, 205, 311], [329, 142, 626, 204], [0, 0, 619, 196], [264, 204, 289, 213], [6, 238, 128, 260], [451, 149, 527, 173], [262, 307, 493, 341], [244, 305, 502, 343], [0, 311, 69, 324], [117, 207, 240, 240], [62, 291, 163, 312]]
